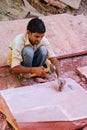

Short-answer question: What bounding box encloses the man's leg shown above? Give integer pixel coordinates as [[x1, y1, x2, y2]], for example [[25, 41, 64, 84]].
[[32, 46, 48, 67], [21, 46, 34, 67]]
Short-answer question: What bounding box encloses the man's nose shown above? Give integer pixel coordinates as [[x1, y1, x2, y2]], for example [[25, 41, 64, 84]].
[[37, 37, 42, 42]]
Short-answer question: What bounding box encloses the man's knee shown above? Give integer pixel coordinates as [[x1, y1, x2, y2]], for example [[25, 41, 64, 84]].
[[39, 46, 48, 56], [22, 46, 34, 58], [21, 46, 34, 66]]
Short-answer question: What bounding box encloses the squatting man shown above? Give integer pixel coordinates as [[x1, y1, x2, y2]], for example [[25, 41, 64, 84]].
[[7, 17, 61, 83]]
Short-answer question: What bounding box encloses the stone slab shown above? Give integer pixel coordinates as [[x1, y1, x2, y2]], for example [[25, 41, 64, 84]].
[[0, 14, 87, 66], [0, 78, 87, 129], [44, 14, 87, 59], [76, 66, 87, 81], [0, 78, 84, 122], [60, 0, 81, 9]]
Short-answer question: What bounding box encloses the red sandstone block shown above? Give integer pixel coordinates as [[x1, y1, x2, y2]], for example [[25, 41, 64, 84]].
[[76, 66, 87, 81]]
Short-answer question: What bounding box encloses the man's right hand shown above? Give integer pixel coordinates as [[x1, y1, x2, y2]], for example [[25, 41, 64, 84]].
[[32, 66, 46, 77]]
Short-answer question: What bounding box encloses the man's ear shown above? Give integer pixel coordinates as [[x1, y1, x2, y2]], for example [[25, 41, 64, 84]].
[[27, 30, 30, 34]]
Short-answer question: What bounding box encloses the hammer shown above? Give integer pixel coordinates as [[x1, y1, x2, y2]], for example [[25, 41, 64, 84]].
[[30, 67, 51, 78]]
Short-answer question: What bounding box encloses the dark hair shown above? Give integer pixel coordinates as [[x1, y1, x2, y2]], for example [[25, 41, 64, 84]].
[[27, 17, 46, 33]]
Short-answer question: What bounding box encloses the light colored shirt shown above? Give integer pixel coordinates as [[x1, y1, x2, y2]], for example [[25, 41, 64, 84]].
[[7, 33, 55, 68]]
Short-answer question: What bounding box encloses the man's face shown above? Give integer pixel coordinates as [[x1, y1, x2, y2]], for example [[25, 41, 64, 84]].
[[27, 30, 45, 45]]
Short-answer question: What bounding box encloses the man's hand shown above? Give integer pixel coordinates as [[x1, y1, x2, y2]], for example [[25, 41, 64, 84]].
[[57, 78, 66, 91], [32, 66, 46, 77]]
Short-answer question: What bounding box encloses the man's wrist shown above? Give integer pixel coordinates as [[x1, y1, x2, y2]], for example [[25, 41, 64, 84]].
[[56, 69, 59, 77], [29, 68, 32, 73]]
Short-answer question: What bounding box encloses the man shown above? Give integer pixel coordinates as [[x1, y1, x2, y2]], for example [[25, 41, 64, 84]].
[[7, 17, 59, 79]]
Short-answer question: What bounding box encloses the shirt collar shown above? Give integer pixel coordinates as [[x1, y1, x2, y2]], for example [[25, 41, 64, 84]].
[[23, 32, 33, 47]]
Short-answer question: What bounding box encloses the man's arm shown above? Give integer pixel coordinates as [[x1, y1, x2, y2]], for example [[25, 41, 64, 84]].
[[49, 57, 66, 91], [49, 57, 60, 77], [11, 65, 46, 77]]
